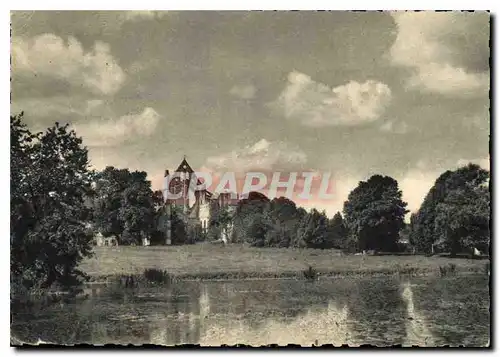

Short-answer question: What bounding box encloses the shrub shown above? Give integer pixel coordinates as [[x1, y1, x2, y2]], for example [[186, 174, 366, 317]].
[[439, 263, 457, 277], [143, 268, 171, 284], [303, 266, 318, 281]]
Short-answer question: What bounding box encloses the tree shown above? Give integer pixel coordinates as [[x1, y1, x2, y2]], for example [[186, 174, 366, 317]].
[[93, 167, 156, 245], [232, 191, 270, 244], [294, 209, 331, 249], [265, 197, 303, 248], [150, 190, 167, 245], [343, 175, 408, 252], [170, 205, 189, 245], [11, 113, 94, 294], [434, 183, 490, 255], [329, 212, 349, 250], [210, 206, 234, 242], [410, 164, 489, 253], [233, 195, 305, 248], [247, 212, 273, 247]]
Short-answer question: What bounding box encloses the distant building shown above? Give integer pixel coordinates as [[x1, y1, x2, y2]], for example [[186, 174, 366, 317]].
[[94, 232, 118, 247], [161, 157, 239, 244]]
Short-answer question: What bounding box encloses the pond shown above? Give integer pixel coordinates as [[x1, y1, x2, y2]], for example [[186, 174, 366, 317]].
[[11, 275, 490, 347]]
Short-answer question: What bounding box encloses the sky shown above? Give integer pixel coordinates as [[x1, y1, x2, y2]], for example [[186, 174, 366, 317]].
[[10, 10, 491, 217]]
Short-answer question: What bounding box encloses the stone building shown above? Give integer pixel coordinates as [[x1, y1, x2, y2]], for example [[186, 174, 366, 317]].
[[161, 157, 239, 244]]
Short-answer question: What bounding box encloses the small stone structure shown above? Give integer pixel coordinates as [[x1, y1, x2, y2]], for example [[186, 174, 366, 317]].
[[94, 232, 118, 247]]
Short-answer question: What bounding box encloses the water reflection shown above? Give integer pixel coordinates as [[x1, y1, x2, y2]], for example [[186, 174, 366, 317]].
[[344, 277, 407, 346], [401, 280, 434, 346], [11, 276, 489, 346]]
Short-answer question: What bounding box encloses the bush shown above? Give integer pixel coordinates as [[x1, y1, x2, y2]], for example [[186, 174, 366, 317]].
[[439, 263, 457, 277], [143, 268, 171, 284], [303, 266, 318, 281]]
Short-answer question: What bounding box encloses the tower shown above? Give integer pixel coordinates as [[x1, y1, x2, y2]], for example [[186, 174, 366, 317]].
[[166, 156, 195, 212]]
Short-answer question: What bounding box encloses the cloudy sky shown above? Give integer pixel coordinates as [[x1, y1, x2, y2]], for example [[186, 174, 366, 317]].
[[11, 11, 490, 217]]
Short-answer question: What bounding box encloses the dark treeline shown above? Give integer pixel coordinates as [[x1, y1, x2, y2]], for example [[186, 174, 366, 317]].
[[226, 164, 490, 257], [226, 175, 407, 252], [11, 113, 491, 297]]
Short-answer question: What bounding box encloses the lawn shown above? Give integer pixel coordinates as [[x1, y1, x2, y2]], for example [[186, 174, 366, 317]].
[[79, 244, 489, 281]]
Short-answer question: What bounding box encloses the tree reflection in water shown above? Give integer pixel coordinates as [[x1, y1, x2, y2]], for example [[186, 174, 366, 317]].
[[11, 276, 489, 346]]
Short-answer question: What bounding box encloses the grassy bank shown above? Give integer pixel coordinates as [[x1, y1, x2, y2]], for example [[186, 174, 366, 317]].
[[79, 244, 489, 282]]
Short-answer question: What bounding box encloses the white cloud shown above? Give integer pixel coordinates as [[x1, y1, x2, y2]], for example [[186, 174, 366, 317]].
[[379, 120, 409, 134], [274, 71, 392, 127], [12, 34, 126, 95], [230, 84, 256, 100], [389, 11, 489, 96], [11, 96, 84, 118], [205, 138, 307, 172], [73, 107, 161, 147], [11, 97, 115, 122], [122, 11, 169, 22]]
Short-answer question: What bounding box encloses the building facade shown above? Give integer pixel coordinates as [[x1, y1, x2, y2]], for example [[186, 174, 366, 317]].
[[162, 158, 239, 244]]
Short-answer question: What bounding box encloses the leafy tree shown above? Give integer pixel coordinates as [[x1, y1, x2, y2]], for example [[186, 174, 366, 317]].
[[294, 209, 331, 249], [265, 197, 303, 248], [329, 212, 349, 249], [152, 189, 165, 211], [410, 164, 489, 253], [11, 113, 94, 295], [170, 205, 189, 245], [232, 192, 270, 243], [247, 211, 273, 247], [93, 167, 156, 245], [150, 190, 167, 245], [343, 175, 408, 252], [434, 183, 490, 255], [210, 206, 234, 242]]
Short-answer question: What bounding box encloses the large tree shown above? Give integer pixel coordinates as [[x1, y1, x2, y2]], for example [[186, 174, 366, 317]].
[[294, 209, 331, 249], [328, 212, 349, 250], [410, 164, 490, 253], [232, 191, 271, 244], [11, 113, 94, 294], [343, 175, 408, 252], [93, 167, 156, 245], [434, 177, 490, 255], [265, 197, 303, 248]]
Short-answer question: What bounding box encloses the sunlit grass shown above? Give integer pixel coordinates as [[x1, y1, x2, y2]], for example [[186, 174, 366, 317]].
[[79, 244, 488, 281]]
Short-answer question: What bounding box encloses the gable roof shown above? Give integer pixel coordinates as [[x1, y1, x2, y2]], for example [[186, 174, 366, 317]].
[[175, 158, 194, 173]]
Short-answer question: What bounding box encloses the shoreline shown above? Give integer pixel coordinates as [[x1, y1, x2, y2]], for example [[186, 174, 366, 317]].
[[12, 267, 488, 307], [87, 265, 488, 284]]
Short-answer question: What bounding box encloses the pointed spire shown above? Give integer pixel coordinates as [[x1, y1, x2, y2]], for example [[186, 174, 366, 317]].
[[175, 156, 194, 173]]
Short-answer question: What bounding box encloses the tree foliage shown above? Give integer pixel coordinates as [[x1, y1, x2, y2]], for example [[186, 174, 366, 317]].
[[232, 193, 341, 249], [410, 164, 490, 254], [232, 192, 271, 244], [329, 212, 349, 250], [434, 178, 490, 255], [11, 113, 94, 294], [343, 175, 408, 252], [93, 167, 156, 245], [169, 205, 189, 245], [294, 209, 331, 249], [209, 206, 235, 242]]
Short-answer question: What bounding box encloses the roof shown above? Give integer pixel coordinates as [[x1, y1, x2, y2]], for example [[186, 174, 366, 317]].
[[175, 158, 194, 173]]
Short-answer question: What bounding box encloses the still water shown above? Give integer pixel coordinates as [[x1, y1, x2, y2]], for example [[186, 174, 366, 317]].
[[11, 275, 490, 347]]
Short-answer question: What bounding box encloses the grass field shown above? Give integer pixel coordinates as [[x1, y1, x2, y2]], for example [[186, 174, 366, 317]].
[[79, 244, 489, 281]]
